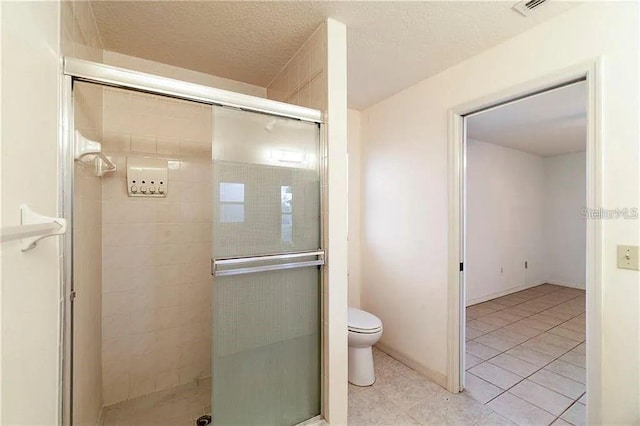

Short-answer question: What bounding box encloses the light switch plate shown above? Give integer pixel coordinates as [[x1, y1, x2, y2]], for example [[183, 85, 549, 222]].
[[617, 245, 639, 270]]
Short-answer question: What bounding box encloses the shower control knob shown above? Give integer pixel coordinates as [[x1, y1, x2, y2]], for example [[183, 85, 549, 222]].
[[131, 185, 138, 193], [140, 186, 147, 194], [149, 187, 156, 194], [158, 187, 165, 194]]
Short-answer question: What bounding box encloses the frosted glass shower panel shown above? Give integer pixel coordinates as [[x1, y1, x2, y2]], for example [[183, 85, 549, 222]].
[[211, 106, 322, 425], [212, 106, 321, 257]]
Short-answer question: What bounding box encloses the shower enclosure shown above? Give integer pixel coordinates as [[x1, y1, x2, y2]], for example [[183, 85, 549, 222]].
[[63, 59, 324, 425]]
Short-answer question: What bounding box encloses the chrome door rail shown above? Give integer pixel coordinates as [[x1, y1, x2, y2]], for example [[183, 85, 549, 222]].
[[213, 250, 325, 277], [63, 58, 323, 123]]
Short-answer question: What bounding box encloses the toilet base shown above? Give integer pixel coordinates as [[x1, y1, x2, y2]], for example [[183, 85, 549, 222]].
[[348, 345, 375, 386]]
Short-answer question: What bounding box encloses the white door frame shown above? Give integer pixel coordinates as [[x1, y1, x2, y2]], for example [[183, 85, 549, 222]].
[[446, 59, 602, 423]]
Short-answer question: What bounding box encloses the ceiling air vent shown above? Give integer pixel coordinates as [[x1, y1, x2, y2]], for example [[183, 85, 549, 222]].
[[513, 0, 548, 16]]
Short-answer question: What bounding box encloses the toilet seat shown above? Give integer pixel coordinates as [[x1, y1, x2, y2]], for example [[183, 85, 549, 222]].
[[348, 308, 382, 334]]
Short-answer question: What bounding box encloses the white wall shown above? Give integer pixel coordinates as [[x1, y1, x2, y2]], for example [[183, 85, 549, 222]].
[[466, 141, 586, 305], [360, 3, 639, 422], [544, 152, 586, 288], [0, 1, 62, 424], [348, 109, 362, 308], [466, 139, 547, 304]]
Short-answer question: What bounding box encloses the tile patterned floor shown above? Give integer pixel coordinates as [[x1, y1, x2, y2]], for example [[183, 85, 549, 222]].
[[102, 379, 210, 426], [348, 348, 513, 425], [102, 285, 583, 426], [465, 284, 586, 426]]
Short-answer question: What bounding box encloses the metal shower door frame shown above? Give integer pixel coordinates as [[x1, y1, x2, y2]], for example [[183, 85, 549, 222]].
[[59, 57, 325, 426]]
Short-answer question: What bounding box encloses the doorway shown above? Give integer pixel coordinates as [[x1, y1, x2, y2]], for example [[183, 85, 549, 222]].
[[447, 63, 602, 425]]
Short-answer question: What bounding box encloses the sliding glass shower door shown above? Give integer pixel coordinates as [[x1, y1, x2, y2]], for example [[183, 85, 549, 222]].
[[211, 106, 322, 425]]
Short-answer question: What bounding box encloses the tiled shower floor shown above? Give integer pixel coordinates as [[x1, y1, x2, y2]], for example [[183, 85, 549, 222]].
[[465, 284, 586, 425], [102, 379, 210, 426]]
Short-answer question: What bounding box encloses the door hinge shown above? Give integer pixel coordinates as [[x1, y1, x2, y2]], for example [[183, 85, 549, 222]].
[[70, 290, 76, 301], [459, 262, 464, 272]]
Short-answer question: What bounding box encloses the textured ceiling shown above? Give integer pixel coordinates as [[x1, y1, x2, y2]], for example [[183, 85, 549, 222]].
[[467, 81, 587, 157], [90, 1, 579, 109]]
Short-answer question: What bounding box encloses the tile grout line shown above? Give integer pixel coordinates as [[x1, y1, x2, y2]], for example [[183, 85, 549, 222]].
[[464, 286, 586, 424]]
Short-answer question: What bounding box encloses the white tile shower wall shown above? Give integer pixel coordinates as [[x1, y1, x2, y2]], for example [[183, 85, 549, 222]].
[[61, 0, 103, 63], [267, 23, 327, 112], [103, 50, 266, 98], [101, 86, 213, 405]]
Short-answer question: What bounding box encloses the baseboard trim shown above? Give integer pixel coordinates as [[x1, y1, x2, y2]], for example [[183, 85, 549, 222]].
[[466, 280, 546, 306], [374, 342, 448, 389], [546, 280, 585, 290]]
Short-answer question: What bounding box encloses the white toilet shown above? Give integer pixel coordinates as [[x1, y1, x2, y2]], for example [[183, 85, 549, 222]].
[[348, 307, 383, 386]]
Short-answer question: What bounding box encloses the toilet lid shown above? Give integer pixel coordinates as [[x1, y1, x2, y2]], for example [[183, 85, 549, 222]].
[[348, 308, 382, 332]]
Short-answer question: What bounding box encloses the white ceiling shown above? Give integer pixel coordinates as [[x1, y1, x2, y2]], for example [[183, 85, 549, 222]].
[[467, 81, 587, 157], [90, 1, 578, 110]]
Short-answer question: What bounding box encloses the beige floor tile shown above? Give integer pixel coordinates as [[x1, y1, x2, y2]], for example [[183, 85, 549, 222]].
[[545, 360, 586, 384], [536, 333, 581, 351], [467, 341, 502, 360], [529, 370, 585, 399], [349, 386, 397, 425], [516, 304, 546, 314], [475, 334, 521, 352], [491, 311, 527, 323], [500, 307, 534, 319], [510, 379, 573, 416], [521, 338, 572, 358], [560, 402, 586, 426], [407, 392, 492, 425], [560, 320, 585, 333], [466, 352, 484, 369], [488, 392, 556, 426], [504, 322, 544, 338], [506, 345, 555, 368], [551, 418, 573, 426], [469, 362, 522, 389], [530, 313, 565, 327], [477, 314, 514, 327], [467, 325, 486, 340], [376, 367, 443, 410], [572, 342, 586, 354], [547, 326, 585, 342], [491, 298, 523, 308], [515, 318, 555, 332], [489, 328, 530, 344], [476, 411, 519, 425], [468, 305, 499, 318], [541, 309, 576, 321], [377, 412, 421, 425], [489, 353, 539, 377], [468, 319, 502, 333], [465, 372, 504, 404]]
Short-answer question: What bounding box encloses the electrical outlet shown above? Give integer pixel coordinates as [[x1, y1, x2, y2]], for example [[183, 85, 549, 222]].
[[617, 245, 639, 271]]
